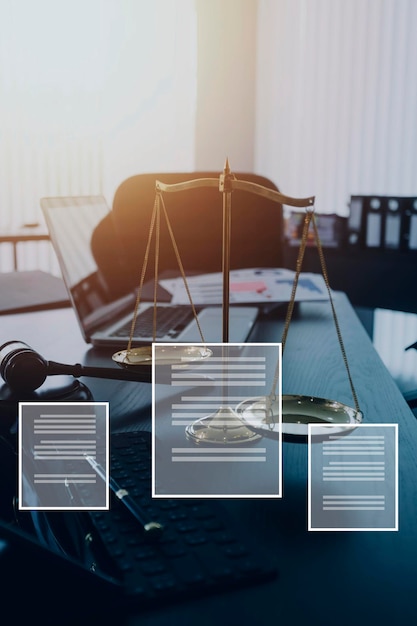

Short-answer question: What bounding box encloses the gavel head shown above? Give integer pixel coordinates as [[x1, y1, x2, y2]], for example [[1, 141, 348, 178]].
[[0, 341, 48, 392]]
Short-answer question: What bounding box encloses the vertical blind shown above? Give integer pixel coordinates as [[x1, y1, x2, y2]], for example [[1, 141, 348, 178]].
[[255, 0, 417, 390], [255, 0, 417, 392], [255, 0, 417, 216]]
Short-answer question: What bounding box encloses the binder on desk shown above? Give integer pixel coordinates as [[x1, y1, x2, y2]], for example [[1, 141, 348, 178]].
[[346, 196, 385, 248], [346, 196, 364, 247], [347, 195, 417, 252], [365, 197, 383, 248], [403, 198, 417, 251], [383, 197, 402, 250]]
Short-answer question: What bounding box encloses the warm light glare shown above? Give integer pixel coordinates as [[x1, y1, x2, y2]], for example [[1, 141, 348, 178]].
[[1, 0, 190, 133], [0, 0, 197, 234]]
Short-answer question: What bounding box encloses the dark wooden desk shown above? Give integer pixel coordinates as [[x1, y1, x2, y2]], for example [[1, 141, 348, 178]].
[[1, 295, 417, 626]]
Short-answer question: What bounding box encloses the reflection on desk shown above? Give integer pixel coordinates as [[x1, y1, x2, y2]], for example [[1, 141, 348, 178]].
[[0, 294, 416, 625]]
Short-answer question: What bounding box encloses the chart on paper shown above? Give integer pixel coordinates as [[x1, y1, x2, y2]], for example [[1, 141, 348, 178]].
[[159, 268, 328, 305]]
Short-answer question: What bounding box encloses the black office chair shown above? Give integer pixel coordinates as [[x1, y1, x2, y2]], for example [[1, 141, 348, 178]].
[[92, 171, 284, 298]]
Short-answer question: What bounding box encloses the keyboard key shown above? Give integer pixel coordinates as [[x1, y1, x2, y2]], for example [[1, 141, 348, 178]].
[[111, 306, 194, 339], [86, 430, 277, 607]]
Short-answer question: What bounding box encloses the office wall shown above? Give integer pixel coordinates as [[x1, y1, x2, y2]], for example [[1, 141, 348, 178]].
[[255, 0, 417, 215], [250, 0, 417, 393], [194, 0, 258, 173], [194, 0, 417, 211], [0, 0, 198, 272], [6, 1, 417, 267]]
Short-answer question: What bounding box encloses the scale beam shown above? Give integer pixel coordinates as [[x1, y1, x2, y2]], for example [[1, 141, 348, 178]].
[[155, 175, 315, 209], [155, 160, 315, 343]]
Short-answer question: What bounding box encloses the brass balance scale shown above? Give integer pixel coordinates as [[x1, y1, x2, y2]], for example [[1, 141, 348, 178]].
[[112, 160, 363, 444]]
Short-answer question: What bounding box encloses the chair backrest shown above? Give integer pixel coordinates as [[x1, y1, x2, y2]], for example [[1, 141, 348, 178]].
[[108, 171, 283, 285], [91, 171, 284, 300]]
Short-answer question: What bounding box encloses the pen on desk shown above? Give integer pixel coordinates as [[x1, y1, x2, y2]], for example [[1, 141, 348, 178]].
[[84, 455, 164, 539], [64, 477, 75, 504]]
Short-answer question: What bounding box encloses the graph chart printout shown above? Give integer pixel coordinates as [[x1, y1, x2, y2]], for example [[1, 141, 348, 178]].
[[152, 343, 282, 498], [308, 424, 398, 531], [19, 401, 109, 510]]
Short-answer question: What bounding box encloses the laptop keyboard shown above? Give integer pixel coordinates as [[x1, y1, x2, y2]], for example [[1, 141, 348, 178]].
[[87, 430, 278, 608], [110, 306, 195, 339]]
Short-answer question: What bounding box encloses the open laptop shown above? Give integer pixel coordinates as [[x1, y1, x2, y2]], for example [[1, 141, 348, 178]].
[[41, 196, 259, 348]]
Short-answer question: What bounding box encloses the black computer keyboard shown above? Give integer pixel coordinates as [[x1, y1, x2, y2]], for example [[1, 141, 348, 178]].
[[110, 305, 194, 339], [87, 430, 278, 608]]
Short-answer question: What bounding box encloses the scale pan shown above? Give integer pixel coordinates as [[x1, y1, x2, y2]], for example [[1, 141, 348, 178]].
[[235, 394, 363, 443], [112, 345, 213, 367]]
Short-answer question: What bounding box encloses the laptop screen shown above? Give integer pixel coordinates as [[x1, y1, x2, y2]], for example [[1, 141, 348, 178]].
[[41, 196, 137, 338]]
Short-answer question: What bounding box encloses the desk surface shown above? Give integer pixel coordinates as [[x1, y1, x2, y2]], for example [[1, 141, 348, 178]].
[[1, 294, 417, 625]]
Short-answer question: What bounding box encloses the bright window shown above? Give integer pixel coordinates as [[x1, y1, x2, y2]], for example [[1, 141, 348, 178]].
[[0, 0, 197, 270]]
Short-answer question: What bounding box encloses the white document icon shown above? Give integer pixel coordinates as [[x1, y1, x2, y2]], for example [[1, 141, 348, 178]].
[[308, 424, 398, 531], [19, 401, 109, 510], [152, 343, 282, 498]]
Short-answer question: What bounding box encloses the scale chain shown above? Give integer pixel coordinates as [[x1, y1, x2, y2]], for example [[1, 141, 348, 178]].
[[268, 209, 361, 420], [159, 195, 206, 344], [127, 194, 159, 351], [127, 192, 206, 351]]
